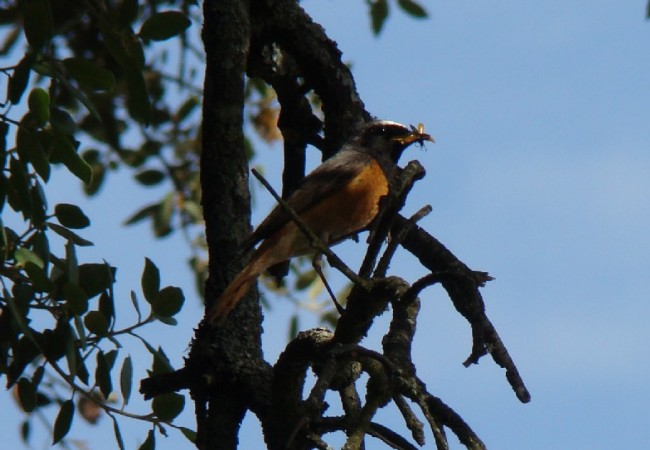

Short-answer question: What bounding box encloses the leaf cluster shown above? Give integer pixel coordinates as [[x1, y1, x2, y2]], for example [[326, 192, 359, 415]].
[[0, 0, 199, 448]]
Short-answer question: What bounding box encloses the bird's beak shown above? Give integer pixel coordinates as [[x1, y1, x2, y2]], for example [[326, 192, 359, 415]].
[[397, 123, 435, 147]]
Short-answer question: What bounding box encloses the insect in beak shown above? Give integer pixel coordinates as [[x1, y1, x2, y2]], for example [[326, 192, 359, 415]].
[[409, 123, 435, 146]]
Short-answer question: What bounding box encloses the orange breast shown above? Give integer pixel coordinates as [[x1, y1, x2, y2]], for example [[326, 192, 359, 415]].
[[301, 158, 388, 241], [251, 159, 389, 268]]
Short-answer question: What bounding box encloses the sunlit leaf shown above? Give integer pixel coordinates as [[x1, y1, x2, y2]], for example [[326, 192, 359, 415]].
[[14, 247, 44, 269], [27, 88, 50, 125]]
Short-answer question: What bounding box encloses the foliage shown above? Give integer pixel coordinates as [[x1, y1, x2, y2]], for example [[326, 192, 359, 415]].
[[0, 0, 437, 448], [0, 0, 201, 447]]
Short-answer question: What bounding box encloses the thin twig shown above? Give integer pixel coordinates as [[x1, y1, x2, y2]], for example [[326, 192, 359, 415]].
[[251, 168, 372, 291]]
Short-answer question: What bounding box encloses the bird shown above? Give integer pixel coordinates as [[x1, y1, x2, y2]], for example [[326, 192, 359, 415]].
[[206, 120, 434, 325]]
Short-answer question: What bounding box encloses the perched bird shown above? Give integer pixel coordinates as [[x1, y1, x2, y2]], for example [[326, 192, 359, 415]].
[[207, 120, 434, 325]]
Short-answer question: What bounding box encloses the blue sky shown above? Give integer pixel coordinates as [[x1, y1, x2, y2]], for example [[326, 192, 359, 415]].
[[3, 1, 650, 449]]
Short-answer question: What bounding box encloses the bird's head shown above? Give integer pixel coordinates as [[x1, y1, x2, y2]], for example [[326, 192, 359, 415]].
[[357, 120, 435, 162]]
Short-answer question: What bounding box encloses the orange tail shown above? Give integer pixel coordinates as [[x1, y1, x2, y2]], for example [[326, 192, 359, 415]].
[[206, 261, 261, 326]]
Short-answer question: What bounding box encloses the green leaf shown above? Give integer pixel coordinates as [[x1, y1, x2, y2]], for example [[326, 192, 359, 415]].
[[152, 393, 185, 422], [152, 286, 184, 317], [100, 24, 144, 69], [65, 240, 78, 284], [73, 346, 90, 384], [16, 128, 50, 182], [8, 54, 33, 103], [289, 314, 299, 340], [397, 0, 428, 18], [52, 399, 74, 445], [23, 0, 52, 49], [52, 66, 101, 120], [20, 420, 30, 443], [295, 269, 318, 290], [141, 258, 160, 304], [176, 96, 199, 123], [370, 0, 389, 35], [17, 378, 37, 412], [65, 336, 77, 379], [130, 290, 142, 321], [52, 135, 93, 183], [182, 200, 203, 222], [138, 429, 155, 450], [63, 58, 115, 91], [135, 169, 165, 186], [46, 222, 94, 246], [124, 66, 151, 125], [0, 121, 8, 166], [64, 282, 88, 315], [96, 351, 113, 398], [124, 203, 158, 225], [27, 88, 50, 125], [14, 247, 44, 268], [99, 291, 115, 323], [49, 108, 77, 134], [179, 427, 197, 443], [112, 416, 126, 450], [154, 193, 174, 237], [30, 181, 47, 226], [78, 263, 115, 299], [155, 315, 177, 326], [147, 345, 173, 375], [24, 261, 51, 292], [8, 157, 32, 216], [120, 356, 133, 406], [29, 230, 49, 268], [55, 203, 90, 229], [119, 0, 139, 26], [84, 311, 109, 336], [41, 322, 73, 362], [32, 365, 45, 388], [139, 11, 191, 41]]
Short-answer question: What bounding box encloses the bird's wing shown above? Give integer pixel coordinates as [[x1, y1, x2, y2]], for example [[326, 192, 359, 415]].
[[242, 150, 372, 250]]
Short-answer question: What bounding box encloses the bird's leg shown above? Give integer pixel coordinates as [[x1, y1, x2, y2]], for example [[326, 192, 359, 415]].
[[312, 253, 345, 315]]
